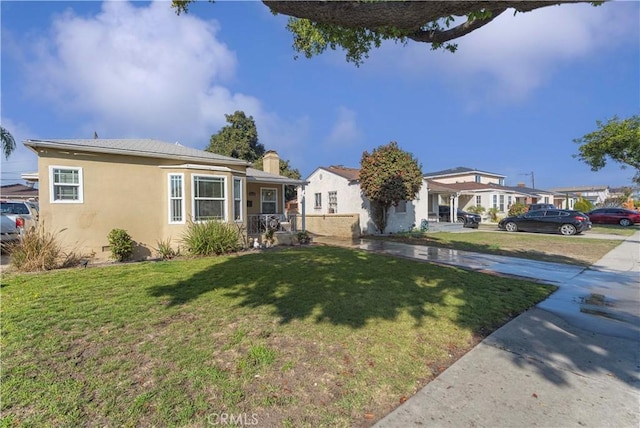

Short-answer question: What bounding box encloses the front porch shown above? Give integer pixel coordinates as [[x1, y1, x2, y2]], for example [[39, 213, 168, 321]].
[[247, 213, 299, 235]]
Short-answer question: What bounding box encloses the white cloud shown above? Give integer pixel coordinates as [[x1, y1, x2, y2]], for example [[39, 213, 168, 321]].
[[22, 0, 307, 154], [366, 1, 638, 104], [324, 106, 364, 146]]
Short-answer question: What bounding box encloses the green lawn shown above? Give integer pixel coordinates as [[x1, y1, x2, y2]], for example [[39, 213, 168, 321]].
[[1, 246, 554, 427]]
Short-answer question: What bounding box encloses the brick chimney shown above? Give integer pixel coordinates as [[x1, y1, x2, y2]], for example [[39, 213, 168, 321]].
[[517, 182, 526, 187], [263, 150, 280, 175]]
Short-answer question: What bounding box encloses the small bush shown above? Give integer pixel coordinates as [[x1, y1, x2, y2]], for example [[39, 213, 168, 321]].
[[181, 220, 240, 256], [508, 203, 527, 217], [154, 237, 179, 260], [574, 197, 594, 213], [8, 225, 82, 272], [487, 207, 500, 222], [296, 230, 311, 245], [107, 228, 133, 262], [467, 205, 485, 215]]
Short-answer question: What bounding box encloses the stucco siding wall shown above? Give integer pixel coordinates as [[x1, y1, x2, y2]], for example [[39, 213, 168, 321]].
[[430, 173, 502, 185], [38, 151, 246, 261]]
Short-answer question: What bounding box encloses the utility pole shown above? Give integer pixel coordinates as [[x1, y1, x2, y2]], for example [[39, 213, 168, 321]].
[[519, 171, 535, 189]]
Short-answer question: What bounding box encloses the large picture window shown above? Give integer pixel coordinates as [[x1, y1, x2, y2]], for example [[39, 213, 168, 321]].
[[193, 175, 226, 221], [261, 188, 277, 214], [168, 174, 185, 223], [233, 178, 243, 221], [50, 166, 83, 203]]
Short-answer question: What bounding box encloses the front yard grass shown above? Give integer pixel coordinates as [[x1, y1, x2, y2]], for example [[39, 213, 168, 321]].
[[1, 246, 555, 427]]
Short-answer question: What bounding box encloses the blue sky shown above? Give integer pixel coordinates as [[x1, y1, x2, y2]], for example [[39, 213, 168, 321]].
[[1, 0, 639, 190]]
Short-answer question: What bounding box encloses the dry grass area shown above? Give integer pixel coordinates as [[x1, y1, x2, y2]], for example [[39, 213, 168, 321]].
[[387, 229, 625, 266]]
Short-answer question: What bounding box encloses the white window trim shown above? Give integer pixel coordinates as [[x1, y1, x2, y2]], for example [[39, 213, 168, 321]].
[[192, 174, 227, 222], [395, 200, 407, 214], [49, 165, 83, 204], [233, 177, 243, 222], [314, 192, 322, 209], [261, 187, 278, 214], [168, 173, 185, 224]]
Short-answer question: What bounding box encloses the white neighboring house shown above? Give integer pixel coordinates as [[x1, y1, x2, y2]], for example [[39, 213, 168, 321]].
[[550, 186, 611, 206], [299, 165, 429, 234]]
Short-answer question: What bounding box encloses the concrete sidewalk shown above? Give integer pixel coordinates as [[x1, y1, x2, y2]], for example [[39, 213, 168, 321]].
[[324, 231, 640, 427]]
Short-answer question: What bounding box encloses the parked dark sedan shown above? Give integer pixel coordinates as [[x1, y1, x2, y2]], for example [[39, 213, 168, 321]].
[[438, 206, 481, 228], [498, 209, 591, 236], [587, 208, 640, 227]]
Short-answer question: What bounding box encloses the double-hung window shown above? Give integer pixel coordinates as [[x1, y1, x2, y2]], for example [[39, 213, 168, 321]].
[[492, 194, 498, 209], [168, 173, 185, 223], [50, 166, 83, 203], [499, 195, 505, 212], [233, 178, 243, 221], [193, 175, 226, 221], [475, 195, 482, 207], [395, 200, 407, 213], [261, 188, 277, 214], [314, 193, 322, 209]]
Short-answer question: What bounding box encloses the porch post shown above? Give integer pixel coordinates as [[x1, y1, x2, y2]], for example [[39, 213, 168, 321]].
[[449, 194, 455, 223], [301, 185, 306, 231]]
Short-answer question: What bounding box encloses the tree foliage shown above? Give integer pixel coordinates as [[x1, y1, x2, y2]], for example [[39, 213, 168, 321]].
[[360, 141, 422, 233], [172, 1, 597, 66], [573, 115, 640, 185], [1, 126, 16, 159], [207, 111, 265, 162], [574, 197, 594, 213]]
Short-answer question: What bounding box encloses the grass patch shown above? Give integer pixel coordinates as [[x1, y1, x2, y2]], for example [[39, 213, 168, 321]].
[[1, 246, 554, 427], [589, 224, 639, 236], [388, 230, 623, 266]]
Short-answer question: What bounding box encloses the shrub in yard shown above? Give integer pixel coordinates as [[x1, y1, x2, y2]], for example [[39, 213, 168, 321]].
[[574, 197, 594, 213], [181, 220, 240, 256], [467, 205, 485, 215], [487, 207, 500, 222], [107, 228, 134, 262], [154, 237, 179, 260], [8, 224, 82, 272], [508, 203, 527, 217]]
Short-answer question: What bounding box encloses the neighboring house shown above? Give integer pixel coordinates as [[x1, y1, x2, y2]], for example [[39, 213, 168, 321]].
[[0, 183, 39, 201], [299, 165, 429, 234], [24, 139, 306, 260], [424, 167, 518, 218], [423, 166, 506, 186], [550, 186, 610, 206]]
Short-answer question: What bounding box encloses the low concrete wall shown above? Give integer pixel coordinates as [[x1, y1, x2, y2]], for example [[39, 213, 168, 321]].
[[304, 214, 360, 238]]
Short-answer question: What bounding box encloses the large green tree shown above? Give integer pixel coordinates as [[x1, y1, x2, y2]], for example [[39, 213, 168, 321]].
[[573, 115, 640, 185], [207, 111, 265, 162], [360, 141, 422, 233], [1, 126, 16, 159], [173, 1, 597, 66]]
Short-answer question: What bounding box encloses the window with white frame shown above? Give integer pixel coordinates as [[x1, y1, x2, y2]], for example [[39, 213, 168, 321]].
[[233, 178, 243, 221], [499, 178, 505, 186], [314, 192, 322, 209], [261, 188, 277, 214], [544, 196, 549, 203], [193, 175, 226, 221], [168, 173, 185, 223], [499, 195, 505, 212], [395, 200, 407, 213], [475, 174, 481, 183], [492, 194, 498, 209], [507, 195, 512, 208], [475, 195, 482, 207], [328, 191, 337, 213], [50, 166, 83, 203]]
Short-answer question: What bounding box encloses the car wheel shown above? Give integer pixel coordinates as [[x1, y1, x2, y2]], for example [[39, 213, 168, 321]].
[[457, 217, 465, 223], [504, 222, 518, 232], [619, 218, 632, 227], [560, 224, 577, 236]]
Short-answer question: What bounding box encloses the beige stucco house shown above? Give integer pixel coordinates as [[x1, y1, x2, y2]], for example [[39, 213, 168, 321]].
[[24, 139, 305, 260]]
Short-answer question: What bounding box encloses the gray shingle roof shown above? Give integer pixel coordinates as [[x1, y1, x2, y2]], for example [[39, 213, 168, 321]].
[[246, 167, 307, 185], [423, 166, 505, 178], [24, 139, 250, 165]]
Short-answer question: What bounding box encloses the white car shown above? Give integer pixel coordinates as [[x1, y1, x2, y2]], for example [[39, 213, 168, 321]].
[[0, 200, 39, 246]]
